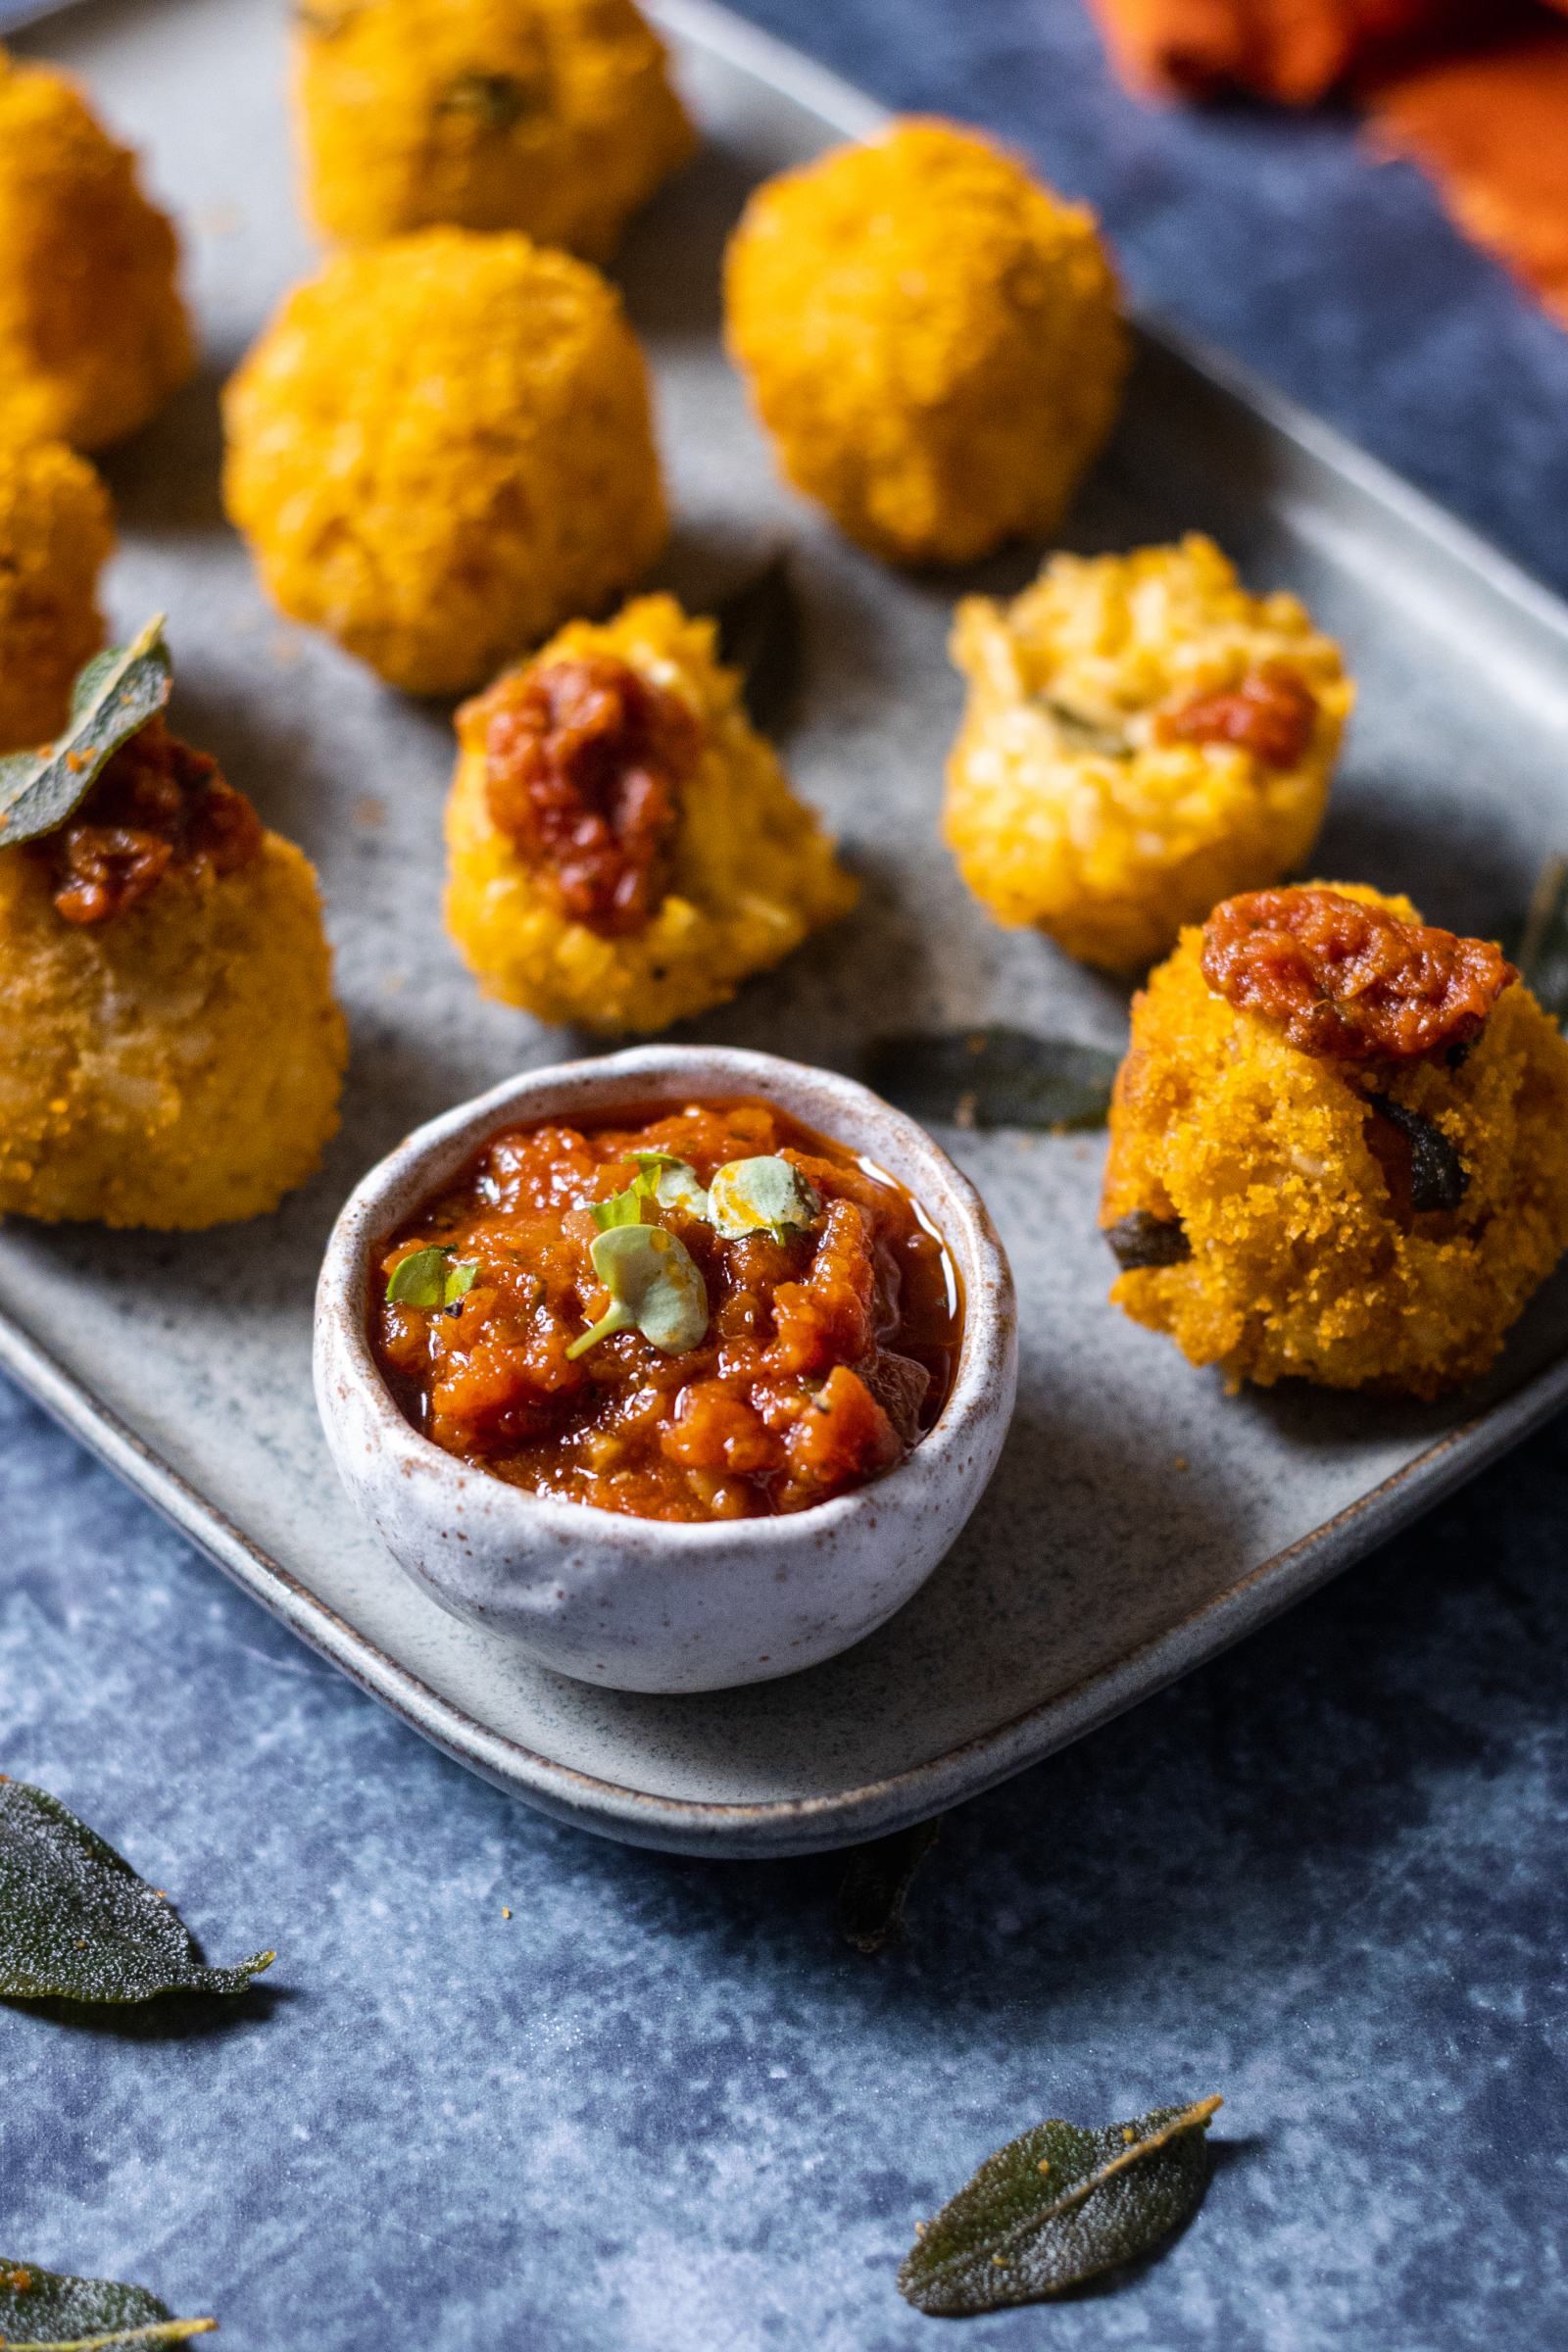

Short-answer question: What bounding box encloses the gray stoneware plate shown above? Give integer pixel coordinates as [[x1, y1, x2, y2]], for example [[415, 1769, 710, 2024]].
[[4, 0, 1568, 1856]]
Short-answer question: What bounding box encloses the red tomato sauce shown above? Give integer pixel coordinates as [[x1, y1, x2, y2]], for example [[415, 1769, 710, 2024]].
[[372, 1099, 962, 1523]]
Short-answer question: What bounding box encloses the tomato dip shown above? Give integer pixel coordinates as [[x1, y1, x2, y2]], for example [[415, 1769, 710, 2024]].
[[373, 1099, 961, 1522]]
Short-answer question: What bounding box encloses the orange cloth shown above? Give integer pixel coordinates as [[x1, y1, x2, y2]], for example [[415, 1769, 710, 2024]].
[[1089, 0, 1568, 327]]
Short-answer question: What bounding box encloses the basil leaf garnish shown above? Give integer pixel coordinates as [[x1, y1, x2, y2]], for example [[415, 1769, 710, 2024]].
[[866, 1028, 1119, 1133], [0, 617, 173, 851], [385, 1246, 478, 1309], [707, 1155, 820, 1241], [898, 2095, 1222, 2314], [566, 1224, 708, 1359], [713, 553, 804, 739], [0, 2258, 215, 2350], [0, 1779, 273, 2004]]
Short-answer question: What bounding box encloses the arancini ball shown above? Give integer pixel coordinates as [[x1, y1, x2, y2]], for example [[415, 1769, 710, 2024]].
[[221, 228, 669, 695], [723, 118, 1126, 565], [0, 50, 193, 451], [945, 536, 1353, 972], [446, 592, 858, 1031], [0, 428, 113, 752], [293, 0, 694, 260], [1101, 882, 1568, 1398]]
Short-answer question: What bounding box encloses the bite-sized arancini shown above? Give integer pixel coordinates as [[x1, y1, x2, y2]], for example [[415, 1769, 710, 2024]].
[[1101, 882, 1568, 1398], [293, 0, 694, 259], [0, 429, 113, 752], [446, 593, 858, 1031], [945, 537, 1353, 972], [222, 229, 668, 696], [723, 118, 1126, 565], [0, 49, 193, 450], [0, 635, 346, 1229]]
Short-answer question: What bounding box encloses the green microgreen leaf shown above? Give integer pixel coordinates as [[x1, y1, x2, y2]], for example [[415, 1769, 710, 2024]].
[[385, 1245, 478, 1310], [591, 1187, 645, 1233], [838, 1817, 942, 1957], [0, 1779, 273, 2005], [0, 2260, 216, 2351], [566, 1224, 708, 1360], [713, 553, 805, 738], [898, 2095, 1223, 2315], [631, 1153, 709, 1216], [1514, 853, 1568, 1026], [866, 1028, 1119, 1133], [707, 1155, 821, 1241], [0, 618, 173, 852]]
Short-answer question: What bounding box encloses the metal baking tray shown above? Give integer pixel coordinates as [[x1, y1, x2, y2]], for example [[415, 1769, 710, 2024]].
[[4, 0, 1567, 1854]]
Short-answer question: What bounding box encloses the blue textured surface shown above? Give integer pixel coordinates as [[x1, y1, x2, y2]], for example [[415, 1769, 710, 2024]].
[[6, 2, 1568, 2345]]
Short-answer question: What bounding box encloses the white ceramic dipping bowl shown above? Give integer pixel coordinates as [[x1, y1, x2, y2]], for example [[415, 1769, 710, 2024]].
[[314, 1045, 1017, 1693]]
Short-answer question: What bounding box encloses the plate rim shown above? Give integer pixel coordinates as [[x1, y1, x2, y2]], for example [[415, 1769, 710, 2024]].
[[6, 0, 1568, 1854]]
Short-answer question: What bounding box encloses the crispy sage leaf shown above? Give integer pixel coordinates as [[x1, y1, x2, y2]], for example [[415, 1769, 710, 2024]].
[[0, 1779, 273, 2004], [1368, 1096, 1468, 1214], [708, 1155, 821, 1241], [0, 2258, 215, 2350], [899, 2095, 1223, 2315], [386, 1246, 477, 1310], [838, 1817, 942, 1956], [567, 1223, 708, 1359], [1103, 1210, 1191, 1270], [713, 554, 804, 738], [0, 617, 172, 852], [1514, 852, 1568, 1027], [866, 1029, 1119, 1134]]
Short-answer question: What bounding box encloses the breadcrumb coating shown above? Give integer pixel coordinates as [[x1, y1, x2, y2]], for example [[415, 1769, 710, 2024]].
[[723, 118, 1127, 565], [446, 594, 858, 1031], [1101, 883, 1568, 1397], [293, 0, 694, 260], [0, 817, 347, 1229], [221, 229, 668, 695], [946, 536, 1353, 971], [0, 428, 112, 752], [0, 50, 193, 450]]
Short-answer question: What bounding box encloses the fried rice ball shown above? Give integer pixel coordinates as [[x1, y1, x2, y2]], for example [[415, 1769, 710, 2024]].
[[447, 592, 858, 1031], [722, 118, 1126, 565], [222, 229, 668, 697], [293, 0, 695, 260], [1100, 882, 1568, 1399], [0, 429, 113, 751], [945, 536, 1354, 972], [0, 716, 347, 1228], [0, 50, 193, 451]]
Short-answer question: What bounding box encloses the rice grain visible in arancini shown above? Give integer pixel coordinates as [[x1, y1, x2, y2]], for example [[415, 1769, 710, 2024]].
[[446, 593, 858, 1032], [723, 118, 1126, 565], [0, 428, 113, 751], [293, 0, 694, 260], [222, 229, 668, 695], [946, 536, 1353, 972], [1101, 883, 1568, 1398], [0, 49, 193, 450]]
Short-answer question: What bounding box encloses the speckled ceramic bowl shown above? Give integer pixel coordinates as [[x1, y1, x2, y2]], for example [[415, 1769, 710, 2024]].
[[314, 1046, 1016, 1694]]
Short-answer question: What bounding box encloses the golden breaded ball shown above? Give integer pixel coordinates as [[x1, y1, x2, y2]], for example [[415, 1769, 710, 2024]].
[[0, 51, 193, 450], [0, 729, 347, 1230], [0, 429, 113, 751], [1100, 884, 1568, 1399], [447, 592, 858, 1031], [723, 118, 1127, 565], [945, 536, 1353, 972], [293, 0, 695, 260], [222, 230, 668, 695]]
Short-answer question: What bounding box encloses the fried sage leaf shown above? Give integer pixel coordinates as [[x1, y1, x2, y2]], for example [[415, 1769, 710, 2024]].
[[899, 2095, 1222, 2315], [1367, 1096, 1468, 1214], [713, 554, 804, 738], [708, 1155, 821, 1241], [1103, 1210, 1191, 1270], [0, 1779, 273, 2004], [1514, 852, 1568, 1027], [567, 1223, 708, 1359], [0, 617, 172, 852], [838, 1817, 942, 1957], [866, 1029, 1119, 1134], [0, 2258, 215, 2350]]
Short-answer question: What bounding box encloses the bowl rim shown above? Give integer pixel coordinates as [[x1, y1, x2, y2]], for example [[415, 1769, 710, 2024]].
[[314, 1043, 1016, 1550]]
